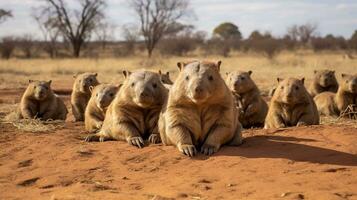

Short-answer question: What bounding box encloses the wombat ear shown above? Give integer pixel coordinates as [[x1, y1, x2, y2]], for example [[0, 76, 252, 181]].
[[216, 60, 222, 71], [29, 79, 34, 83], [89, 86, 94, 93], [117, 83, 123, 89], [177, 62, 184, 71], [277, 77, 283, 83], [93, 73, 98, 77], [332, 70, 335, 74], [158, 70, 162, 75], [73, 73, 78, 78], [122, 70, 132, 78], [341, 73, 348, 78], [166, 71, 170, 76], [248, 70, 252, 75], [47, 80, 52, 85], [301, 78, 305, 84]]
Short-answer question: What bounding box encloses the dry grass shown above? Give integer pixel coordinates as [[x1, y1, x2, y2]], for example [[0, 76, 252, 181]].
[[0, 51, 356, 92], [0, 51, 356, 129], [1, 106, 65, 133]]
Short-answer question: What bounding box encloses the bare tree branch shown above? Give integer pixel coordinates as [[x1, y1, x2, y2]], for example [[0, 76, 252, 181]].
[[39, 0, 106, 57], [130, 0, 190, 57]]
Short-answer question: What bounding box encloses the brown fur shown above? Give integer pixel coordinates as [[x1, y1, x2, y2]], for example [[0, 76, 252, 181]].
[[159, 60, 243, 157], [158, 70, 173, 85], [265, 77, 319, 128], [85, 70, 168, 148], [226, 70, 268, 128], [19, 80, 68, 120], [314, 73, 357, 117], [309, 70, 338, 97], [85, 84, 120, 133], [71, 73, 99, 121]]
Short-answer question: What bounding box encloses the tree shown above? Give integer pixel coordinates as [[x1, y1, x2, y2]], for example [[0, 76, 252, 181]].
[[349, 30, 357, 50], [33, 10, 61, 58], [94, 22, 116, 49], [287, 23, 318, 44], [0, 9, 12, 24], [18, 34, 37, 58], [130, 0, 190, 57], [40, 0, 106, 57], [118, 24, 140, 56], [246, 30, 281, 59], [213, 22, 242, 40], [0, 36, 16, 59]]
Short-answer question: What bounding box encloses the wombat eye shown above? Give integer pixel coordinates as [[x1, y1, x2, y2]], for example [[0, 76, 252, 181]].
[[208, 75, 214, 81], [131, 83, 135, 87], [241, 77, 245, 80], [295, 86, 299, 90], [153, 83, 157, 88], [89, 79, 93, 82], [185, 76, 189, 81], [109, 93, 114, 97], [34, 86, 37, 89]]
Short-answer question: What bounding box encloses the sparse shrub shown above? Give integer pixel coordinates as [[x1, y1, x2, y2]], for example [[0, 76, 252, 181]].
[[0, 36, 16, 59]]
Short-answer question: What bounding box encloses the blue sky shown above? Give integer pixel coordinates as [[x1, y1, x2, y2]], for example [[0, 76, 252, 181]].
[[0, 0, 356, 40]]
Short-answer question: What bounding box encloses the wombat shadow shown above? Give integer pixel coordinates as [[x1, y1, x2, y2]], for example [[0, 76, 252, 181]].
[[213, 135, 357, 166]]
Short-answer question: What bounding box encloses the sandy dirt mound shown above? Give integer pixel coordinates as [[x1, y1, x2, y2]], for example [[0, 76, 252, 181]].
[[0, 89, 356, 200]]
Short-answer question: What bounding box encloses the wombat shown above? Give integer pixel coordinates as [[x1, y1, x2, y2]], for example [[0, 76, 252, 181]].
[[314, 73, 357, 117], [159, 70, 173, 84], [309, 70, 338, 97], [226, 71, 268, 128], [265, 77, 319, 128], [85, 84, 120, 133], [19, 80, 68, 120], [159, 61, 243, 157], [71, 73, 99, 121], [85, 70, 168, 148]]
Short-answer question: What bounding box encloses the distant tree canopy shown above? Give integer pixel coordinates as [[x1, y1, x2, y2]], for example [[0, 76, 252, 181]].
[[213, 22, 242, 40], [0, 9, 12, 24]]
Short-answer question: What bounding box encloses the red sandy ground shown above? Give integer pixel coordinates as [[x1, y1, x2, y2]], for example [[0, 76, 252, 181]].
[[0, 88, 356, 200]]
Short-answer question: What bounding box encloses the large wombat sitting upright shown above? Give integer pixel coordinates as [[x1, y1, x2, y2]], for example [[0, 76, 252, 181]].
[[85, 70, 168, 148], [265, 77, 319, 128], [159, 61, 243, 157]]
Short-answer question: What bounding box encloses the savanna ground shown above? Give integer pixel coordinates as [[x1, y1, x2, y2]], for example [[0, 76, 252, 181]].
[[0, 51, 356, 200]]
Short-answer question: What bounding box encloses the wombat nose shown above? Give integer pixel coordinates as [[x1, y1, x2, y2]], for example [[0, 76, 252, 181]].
[[140, 91, 149, 98], [195, 87, 203, 93]]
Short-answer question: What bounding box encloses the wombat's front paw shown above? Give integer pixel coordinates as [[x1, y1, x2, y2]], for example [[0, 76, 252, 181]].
[[84, 134, 98, 142], [128, 136, 144, 148], [148, 134, 161, 144], [297, 121, 307, 127], [96, 122, 103, 129], [200, 144, 218, 156], [178, 144, 197, 157]]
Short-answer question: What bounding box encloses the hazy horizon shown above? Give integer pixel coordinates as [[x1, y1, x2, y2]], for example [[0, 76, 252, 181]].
[[0, 0, 356, 40]]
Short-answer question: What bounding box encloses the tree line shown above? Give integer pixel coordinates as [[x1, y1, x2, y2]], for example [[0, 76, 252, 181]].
[[0, 0, 357, 59]]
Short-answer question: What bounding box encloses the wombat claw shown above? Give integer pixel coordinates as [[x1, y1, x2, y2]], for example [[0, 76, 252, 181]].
[[128, 137, 144, 148], [148, 134, 161, 144], [180, 145, 197, 157], [201, 144, 218, 156], [84, 134, 97, 142]]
